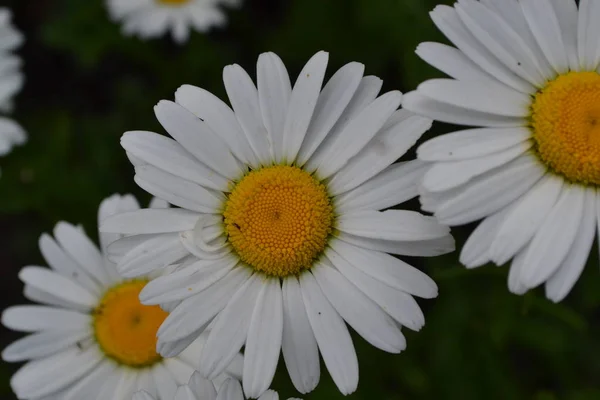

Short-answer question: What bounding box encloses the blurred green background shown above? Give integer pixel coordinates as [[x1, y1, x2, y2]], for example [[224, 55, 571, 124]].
[[1, 0, 599, 399]]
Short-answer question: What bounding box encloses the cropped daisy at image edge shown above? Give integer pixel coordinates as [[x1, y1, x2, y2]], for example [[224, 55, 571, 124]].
[[1, 194, 243, 399], [403, 0, 600, 302], [101, 50, 455, 397]]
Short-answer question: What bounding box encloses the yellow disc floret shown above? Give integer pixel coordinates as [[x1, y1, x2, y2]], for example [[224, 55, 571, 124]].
[[531, 71, 600, 185], [223, 165, 334, 277], [93, 280, 167, 368]]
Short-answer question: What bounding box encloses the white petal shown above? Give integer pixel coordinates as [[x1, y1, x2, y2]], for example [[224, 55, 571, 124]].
[[577, 0, 600, 70], [330, 239, 438, 299], [121, 131, 229, 192], [508, 248, 530, 295], [2, 306, 89, 332], [2, 330, 90, 362], [100, 208, 201, 234], [199, 274, 262, 379], [133, 391, 156, 400], [455, 0, 547, 86], [545, 188, 596, 302], [223, 64, 271, 165], [312, 262, 406, 353], [422, 141, 531, 192], [216, 378, 244, 400], [38, 233, 101, 295], [243, 278, 284, 398], [338, 232, 455, 258], [157, 265, 252, 343], [416, 78, 530, 117], [187, 371, 217, 400], [521, 0, 569, 74], [299, 272, 358, 395], [19, 267, 97, 309], [53, 222, 110, 286], [140, 256, 238, 304], [335, 160, 428, 213], [430, 5, 534, 93], [281, 276, 320, 394], [402, 91, 524, 128], [338, 210, 450, 242], [296, 61, 364, 166], [325, 251, 425, 331], [281, 51, 329, 163], [175, 84, 257, 167], [304, 75, 383, 172], [417, 127, 530, 162], [328, 111, 431, 195], [134, 165, 223, 213], [415, 42, 496, 82], [547, 0, 579, 70], [257, 52, 292, 163], [154, 100, 241, 179], [490, 174, 563, 265], [519, 185, 586, 289], [435, 155, 545, 225], [460, 204, 514, 269], [315, 91, 402, 179], [118, 233, 189, 277]]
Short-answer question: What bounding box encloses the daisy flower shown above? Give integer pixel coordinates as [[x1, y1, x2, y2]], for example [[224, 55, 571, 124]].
[[403, 0, 600, 302], [105, 0, 240, 44], [0, 8, 25, 156], [133, 373, 301, 400], [101, 50, 454, 397], [1, 194, 243, 399]]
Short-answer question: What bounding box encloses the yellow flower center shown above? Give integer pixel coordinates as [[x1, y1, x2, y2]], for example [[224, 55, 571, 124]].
[[531, 71, 600, 185], [157, 0, 190, 5], [223, 165, 334, 277], [93, 280, 167, 368]]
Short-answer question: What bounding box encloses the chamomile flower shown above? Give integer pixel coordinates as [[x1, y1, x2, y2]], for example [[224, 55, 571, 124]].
[[0, 8, 25, 156], [403, 0, 600, 301], [106, 0, 240, 44], [1, 195, 242, 399], [134, 373, 301, 400], [101, 51, 454, 397]]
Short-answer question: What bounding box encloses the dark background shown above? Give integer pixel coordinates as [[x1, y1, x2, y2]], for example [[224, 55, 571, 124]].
[[0, 0, 599, 399]]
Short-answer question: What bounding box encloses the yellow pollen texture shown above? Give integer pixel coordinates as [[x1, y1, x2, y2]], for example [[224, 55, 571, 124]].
[[93, 280, 167, 368], [531, 71, 600, 185], [223, 165, 334, 277]]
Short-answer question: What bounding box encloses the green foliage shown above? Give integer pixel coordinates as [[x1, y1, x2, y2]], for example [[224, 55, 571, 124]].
[[0, 0, 599, 399]]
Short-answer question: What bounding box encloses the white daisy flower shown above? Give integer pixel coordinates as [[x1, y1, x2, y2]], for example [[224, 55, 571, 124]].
[[101, 50, 454, 397], [403, 0, 600, 302], [1, 194, 243, 400], [0, 8, 25, 155], [134, 373, 301, 400], [106, 0, 240, 44]]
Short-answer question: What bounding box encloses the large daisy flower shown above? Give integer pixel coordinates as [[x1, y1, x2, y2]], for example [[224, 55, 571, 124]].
[[403, 0, 600, 302], [101, 50, 454, 397], [1, 194, 242, 399], [0, 8, 25, 156], [106, 0, 240, 44], [134, 373, 301, 400]]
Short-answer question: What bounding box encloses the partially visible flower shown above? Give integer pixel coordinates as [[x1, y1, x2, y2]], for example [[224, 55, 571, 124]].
[[106, 0, 241, 44], [134, 373, 301, 400], [404, 0, 600, 302], [0, 8, 25, 156], [101, 50, 454, 397], [1, 194, 242, 399]]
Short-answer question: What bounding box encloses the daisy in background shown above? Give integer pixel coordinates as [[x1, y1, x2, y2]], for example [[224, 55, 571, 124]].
[[101, 50, 455, 397], [133, 373, 301, 400], [106, 0, 241, 44], [0, 8, 26, 157], [1, 194, 242, 399], [403, 0, 600, 302]]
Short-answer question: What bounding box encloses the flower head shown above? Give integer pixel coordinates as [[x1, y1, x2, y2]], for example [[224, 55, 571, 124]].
[[2, 195, 242, 399], [102, 51, 454, 396], [403, 0, 600, 301]]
